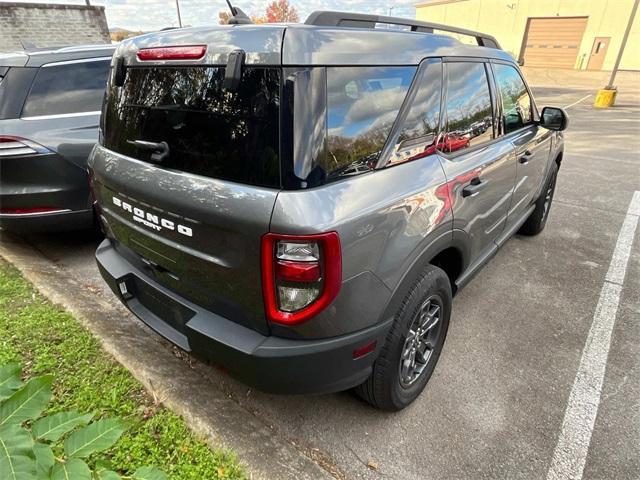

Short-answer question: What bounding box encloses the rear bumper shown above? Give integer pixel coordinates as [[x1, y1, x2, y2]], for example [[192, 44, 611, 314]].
[[0, 208, 94, 233], [96, 239, 391, 394]]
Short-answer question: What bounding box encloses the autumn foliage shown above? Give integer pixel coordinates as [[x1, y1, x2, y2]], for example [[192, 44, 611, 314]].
[[218, 0, 299, 24], [265, 0, 299, 22]]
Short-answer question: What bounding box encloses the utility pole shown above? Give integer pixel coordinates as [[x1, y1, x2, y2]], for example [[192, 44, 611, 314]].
[[606, 0, 639, 89], [175, 0, 183, 28]]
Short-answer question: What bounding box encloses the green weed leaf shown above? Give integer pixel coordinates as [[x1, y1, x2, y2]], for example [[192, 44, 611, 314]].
[[33, 442, 54, 479], [132, 466, 168, 480], [50, 458, 91, 480], [0, 424, 37, 480], [63, 418, 124, 458], [0, 375, 52, 427], [32, 411, 93, 442], [96, 469, 122, 480], [0, 364, 22, 401]]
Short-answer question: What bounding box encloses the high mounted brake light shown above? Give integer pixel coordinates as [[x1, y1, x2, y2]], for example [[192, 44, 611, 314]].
[[136, 45, 207, 61], [261, 232, 341, 326]]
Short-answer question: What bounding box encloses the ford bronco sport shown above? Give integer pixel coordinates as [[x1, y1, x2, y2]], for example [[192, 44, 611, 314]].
[[90, 11, 568, 410]]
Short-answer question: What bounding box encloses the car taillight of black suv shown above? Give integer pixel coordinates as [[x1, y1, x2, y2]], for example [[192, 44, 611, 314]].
[[90, 11, 567, 410], [0, 44, 114, 232]]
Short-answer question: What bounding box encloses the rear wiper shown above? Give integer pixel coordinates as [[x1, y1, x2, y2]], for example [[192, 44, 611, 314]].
[[127, 140, 169, 163]]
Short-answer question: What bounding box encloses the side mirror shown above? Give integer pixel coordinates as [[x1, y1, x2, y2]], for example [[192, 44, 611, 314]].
[[540, 106, 568, 131]]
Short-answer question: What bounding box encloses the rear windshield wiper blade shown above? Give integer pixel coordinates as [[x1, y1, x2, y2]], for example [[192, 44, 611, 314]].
[[127, 139, 169, 163]]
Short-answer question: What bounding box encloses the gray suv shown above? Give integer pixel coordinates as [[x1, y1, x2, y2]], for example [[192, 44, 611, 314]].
[[0, 45, 115, 232], [90, 12, 567, 410]]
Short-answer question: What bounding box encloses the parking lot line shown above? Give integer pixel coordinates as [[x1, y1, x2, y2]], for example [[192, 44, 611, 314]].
[[564, 94, 592, 109], [547, 191, 640, 480]]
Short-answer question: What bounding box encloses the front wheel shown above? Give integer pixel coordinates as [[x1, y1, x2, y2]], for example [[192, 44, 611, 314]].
[[354, 265, 451, 411], [519, 163, 558, 236]]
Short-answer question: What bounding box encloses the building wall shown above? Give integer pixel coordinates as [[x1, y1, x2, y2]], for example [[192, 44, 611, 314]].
[[415, 0, 640, 70], [0, 2, 110, 52]]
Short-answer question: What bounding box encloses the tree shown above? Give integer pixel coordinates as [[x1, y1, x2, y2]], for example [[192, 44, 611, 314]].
[[218, 10, 230, 24], [265, 0, 299, 23]]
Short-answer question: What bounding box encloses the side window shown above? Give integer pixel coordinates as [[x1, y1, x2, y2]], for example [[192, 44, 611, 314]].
[[388, 61, 442, 165], [493, 64, 533, 134], [441, 62, 494, 154], [326, 66, 416, 180], [22, 59, 110, 117]]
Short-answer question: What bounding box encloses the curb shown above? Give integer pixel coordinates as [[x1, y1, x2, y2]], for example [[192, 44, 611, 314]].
[[0, 234, 336, 480]]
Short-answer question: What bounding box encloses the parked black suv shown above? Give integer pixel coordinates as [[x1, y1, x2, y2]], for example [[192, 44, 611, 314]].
[[90, 12, 567, 410], [0, 44, 115, 232]]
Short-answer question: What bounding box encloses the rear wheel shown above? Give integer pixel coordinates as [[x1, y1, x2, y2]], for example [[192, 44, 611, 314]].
[[355, 265, 451, 411], [519, 163, 558, 236]]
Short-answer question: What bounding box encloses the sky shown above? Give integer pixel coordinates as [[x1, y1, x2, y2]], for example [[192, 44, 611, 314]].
[[12, 0, 418, 32]]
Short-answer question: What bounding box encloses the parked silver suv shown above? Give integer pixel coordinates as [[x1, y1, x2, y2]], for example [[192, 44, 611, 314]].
[[90, 11, 567, 410]]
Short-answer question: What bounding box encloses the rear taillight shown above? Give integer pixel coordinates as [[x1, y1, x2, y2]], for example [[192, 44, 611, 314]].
[[136, 45, 207, 61], [0, 136, 48, 157], [261, 232, 341, 325], [0, 207, 64, 215]]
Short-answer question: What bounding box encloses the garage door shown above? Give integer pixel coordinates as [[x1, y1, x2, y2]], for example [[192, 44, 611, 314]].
[[522, 17, 588, 69]]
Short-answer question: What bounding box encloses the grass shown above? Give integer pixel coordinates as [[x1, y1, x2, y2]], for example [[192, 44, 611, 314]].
[[0, 259, 246, 480]]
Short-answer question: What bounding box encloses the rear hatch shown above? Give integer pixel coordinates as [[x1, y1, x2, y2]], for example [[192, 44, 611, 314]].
[[91, 27, 285, 334]]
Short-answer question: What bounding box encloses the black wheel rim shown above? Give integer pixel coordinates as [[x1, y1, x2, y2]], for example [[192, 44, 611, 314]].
[[399, 296, 443, 388]]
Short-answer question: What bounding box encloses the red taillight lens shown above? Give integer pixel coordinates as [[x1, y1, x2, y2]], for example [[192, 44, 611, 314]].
[[136, 45, 207, 61], [261, 232, 342, 326], [0, 136, 40, 157], [275, 260, 321, 283], [0, 207, 63, 214]]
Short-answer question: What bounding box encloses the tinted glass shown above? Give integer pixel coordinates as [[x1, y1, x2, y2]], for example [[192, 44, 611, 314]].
[[103, 67, 280, 188], [441, 62, 494, 153], [326, 66, 416, 180], [493, 64, 532, 134], [387, 61, 442, 165], [0, 67, 36, 120], [22, 60, 110, 117]]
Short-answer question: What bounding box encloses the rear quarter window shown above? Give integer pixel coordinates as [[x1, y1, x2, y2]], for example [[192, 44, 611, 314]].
[[0, 67, 37, 120], [22, 59, 110, 117], [325, 66, 417, 180]]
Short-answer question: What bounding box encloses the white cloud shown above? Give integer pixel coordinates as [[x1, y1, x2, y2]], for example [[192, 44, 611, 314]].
[[8, 0, 416, 31]]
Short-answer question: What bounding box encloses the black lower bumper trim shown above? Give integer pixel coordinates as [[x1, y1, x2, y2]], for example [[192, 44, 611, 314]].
[[95, 239, 392, 395], [0, 209, 93, 233]]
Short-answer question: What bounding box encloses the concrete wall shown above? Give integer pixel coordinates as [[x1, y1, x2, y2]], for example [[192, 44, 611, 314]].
[[0, 2, 110, 52], [416, 0, 640, 70]]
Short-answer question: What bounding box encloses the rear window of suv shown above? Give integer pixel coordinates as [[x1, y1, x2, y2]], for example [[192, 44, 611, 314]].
[[103, 66, 281, 188]]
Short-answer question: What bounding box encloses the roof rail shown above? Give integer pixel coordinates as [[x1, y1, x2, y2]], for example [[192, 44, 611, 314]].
[[305, 11, 501, 49], [55, 44, 116, 53]]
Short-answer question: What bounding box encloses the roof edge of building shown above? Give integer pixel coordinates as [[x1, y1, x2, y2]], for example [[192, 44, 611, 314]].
[[415, 0, 468, 9], [0, 2, 105, 11]]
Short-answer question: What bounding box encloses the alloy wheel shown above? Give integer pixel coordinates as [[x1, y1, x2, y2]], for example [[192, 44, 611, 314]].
[[399, 296, 443, 388]]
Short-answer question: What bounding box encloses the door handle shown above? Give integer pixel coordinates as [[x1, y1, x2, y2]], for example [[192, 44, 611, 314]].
[[462, 177, 485, 198], [519, 150, 533, 164]]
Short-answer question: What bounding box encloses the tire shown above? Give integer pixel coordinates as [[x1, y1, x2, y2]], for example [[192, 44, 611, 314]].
[[354, 265, 452, 411], [518, 163, 558, 236]]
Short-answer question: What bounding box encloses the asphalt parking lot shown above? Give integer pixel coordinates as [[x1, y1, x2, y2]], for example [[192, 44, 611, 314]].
[[1, 73, 639, 479]]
